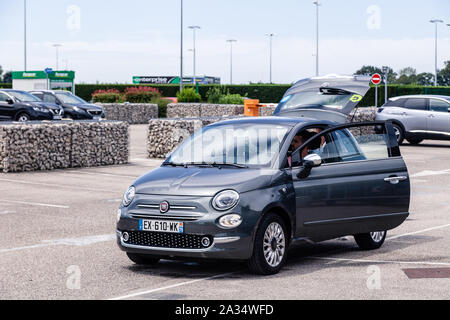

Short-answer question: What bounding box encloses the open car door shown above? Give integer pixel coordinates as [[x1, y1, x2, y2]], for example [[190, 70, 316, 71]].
[[274, 74, 371, 124], [289, 121, 410, 241]]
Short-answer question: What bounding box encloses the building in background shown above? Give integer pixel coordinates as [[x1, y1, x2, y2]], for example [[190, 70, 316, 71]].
[[12, 71, 75, 93]]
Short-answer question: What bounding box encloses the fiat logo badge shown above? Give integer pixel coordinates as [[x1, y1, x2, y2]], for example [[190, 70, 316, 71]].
[[160, 201, 170, 213]]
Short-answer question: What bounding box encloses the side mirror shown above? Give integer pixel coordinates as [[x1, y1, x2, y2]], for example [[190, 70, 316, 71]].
[[296, 154, 322, 179], [6, 98, 14, 105], [303, 153, 322, 167]]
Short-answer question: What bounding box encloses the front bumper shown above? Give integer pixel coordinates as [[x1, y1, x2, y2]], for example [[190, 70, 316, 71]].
[[116, 229, 251, 260], [65, 109, 105, 120]]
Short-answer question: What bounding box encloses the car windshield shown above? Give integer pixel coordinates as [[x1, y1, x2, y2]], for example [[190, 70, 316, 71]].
[[55, 92, 86, 104], [8, 91, 41, 102], [277, 90, 353, 111], [165, 123, 290, 167]]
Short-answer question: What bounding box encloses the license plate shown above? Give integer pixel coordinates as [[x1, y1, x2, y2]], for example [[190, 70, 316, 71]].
[[139, 219, 184, 233], [93, 116, 100, 120], [53, 115, 62, 120]]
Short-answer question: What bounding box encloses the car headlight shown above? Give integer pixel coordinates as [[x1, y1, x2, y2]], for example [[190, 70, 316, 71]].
[[73, 106, 82, 112], [219, 214, 242, 228], [122, 186, 135, 207], [32, 106, 49, 112], [212, 190, 239, 211]]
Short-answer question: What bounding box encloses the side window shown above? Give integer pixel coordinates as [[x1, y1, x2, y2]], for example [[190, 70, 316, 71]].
[[404, 98, 427, 111], [298, 124, 391, 165], [43, 94, 57, 103], [0, 92, 10, 103], [429, 99, 450, 113], [32, 93, 44, 100]]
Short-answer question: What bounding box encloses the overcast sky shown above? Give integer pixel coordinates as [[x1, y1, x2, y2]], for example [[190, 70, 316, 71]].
[[1, 0, 449, 84]]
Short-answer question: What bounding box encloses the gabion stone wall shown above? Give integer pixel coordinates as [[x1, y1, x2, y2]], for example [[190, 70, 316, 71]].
[[148, 117, 239, 159], [0, 121, 128, 173], [97, 103, 158, 124], [346, 107, 377, 122], [259, 106, 276, 116], [166, 103, 244, 118]]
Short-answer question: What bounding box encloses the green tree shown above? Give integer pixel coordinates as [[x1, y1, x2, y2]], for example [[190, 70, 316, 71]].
[[354, 65, 397, 83], [0, 65, 3, 82], [416, 72, 434, 86], [2, 71, 12, 83], [395, 67, 417, 84], [437, 60, 450, 86]]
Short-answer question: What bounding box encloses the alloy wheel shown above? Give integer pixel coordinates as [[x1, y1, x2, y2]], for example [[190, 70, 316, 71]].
[[370, 231, 386, 243], [263, 222, 286, 267]]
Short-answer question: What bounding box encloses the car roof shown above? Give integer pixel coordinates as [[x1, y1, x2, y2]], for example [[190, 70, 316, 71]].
[[206, 116, 331, 128], [28, 90, 68, 94], [390, 94, 450, 100]]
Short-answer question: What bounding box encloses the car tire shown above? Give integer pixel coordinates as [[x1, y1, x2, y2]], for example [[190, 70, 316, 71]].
[[354, 231, 387, 250], [247, 213, 288, 275], [406, 139, 423, 145], [392, 124, 404, 145], [126, 252, 160, 265], [16, 113, 31, 122]]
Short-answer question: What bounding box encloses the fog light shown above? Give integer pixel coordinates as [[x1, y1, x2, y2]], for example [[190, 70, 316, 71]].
[[219, 214, 242, 228], [122, 232, 129, 242], [201, 237, 211, 247]]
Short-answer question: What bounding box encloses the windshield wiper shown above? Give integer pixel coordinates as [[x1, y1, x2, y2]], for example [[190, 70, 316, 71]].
[[210, 162, 248, 168], [162, 162, 186, 167]]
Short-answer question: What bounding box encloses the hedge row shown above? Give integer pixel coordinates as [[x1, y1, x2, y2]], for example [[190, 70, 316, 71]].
[[0, 83, 12, 89], [2, 82, 449, 107], [73, 84, 450, 107]]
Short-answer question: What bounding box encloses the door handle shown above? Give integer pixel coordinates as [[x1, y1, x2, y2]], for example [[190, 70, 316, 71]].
[[428, 114, 435, 118], [384, 176, 407, 185]]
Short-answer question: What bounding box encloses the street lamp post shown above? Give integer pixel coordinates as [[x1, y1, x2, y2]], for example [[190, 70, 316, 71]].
[[265, 33, 276, 83], [226, 39, 237, 85], [313, 1, 321, 77], [180, 0, 183, 92], [430, 19, 443, 86], [188, 26, 201, 85], [24, 0, 27, 71], [53, 44, 62, 70]]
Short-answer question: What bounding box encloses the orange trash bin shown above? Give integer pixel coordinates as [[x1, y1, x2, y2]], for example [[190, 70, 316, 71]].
[[244, 99, 260, 117]]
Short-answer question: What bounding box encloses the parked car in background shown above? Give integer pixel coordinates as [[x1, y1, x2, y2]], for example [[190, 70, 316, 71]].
[[0, 89, 64, 122], [29, 90, 105, 120], [376, 95, 450, 144]]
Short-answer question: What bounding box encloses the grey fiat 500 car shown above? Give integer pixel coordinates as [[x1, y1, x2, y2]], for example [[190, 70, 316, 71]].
[[376, 95, 450, 145], [117, 75, 411, 275]]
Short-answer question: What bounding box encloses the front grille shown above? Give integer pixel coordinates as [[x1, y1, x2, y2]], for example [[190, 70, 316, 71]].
[[124, 231, 212, 249], [88, 110, 102, 116]]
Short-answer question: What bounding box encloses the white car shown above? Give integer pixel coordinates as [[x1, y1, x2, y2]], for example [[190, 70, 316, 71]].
[[376, 95, 450, 144]]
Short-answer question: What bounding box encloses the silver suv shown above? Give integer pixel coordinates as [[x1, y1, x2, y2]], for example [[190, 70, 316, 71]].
[[376, 95, 450, 144]]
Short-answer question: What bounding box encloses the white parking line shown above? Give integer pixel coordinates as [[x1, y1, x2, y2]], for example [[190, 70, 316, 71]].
[[109, 272, 236, 300], [0, 178, 118, 193], [0, 234, 115, 254], [387, 223, 450, 240], [410, 169, 450, 178], [0, 199, 69, 209], [63, 171, 139, 179], [307, 256, 450, 266], [0, 210, 16, 215]]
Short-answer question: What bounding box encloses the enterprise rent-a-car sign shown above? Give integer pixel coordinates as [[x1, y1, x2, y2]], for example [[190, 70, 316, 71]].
[[133, 76, 220, 84]]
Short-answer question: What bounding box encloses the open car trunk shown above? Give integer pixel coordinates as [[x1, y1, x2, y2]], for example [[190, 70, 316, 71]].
[[273, 74, 371, 124]]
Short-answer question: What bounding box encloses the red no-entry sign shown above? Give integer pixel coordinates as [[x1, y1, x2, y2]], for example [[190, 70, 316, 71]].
[[371, 73, 382, 85]]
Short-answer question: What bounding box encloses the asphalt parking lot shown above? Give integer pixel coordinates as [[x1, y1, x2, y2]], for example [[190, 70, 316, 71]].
[[0, 124, 449, 300]]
